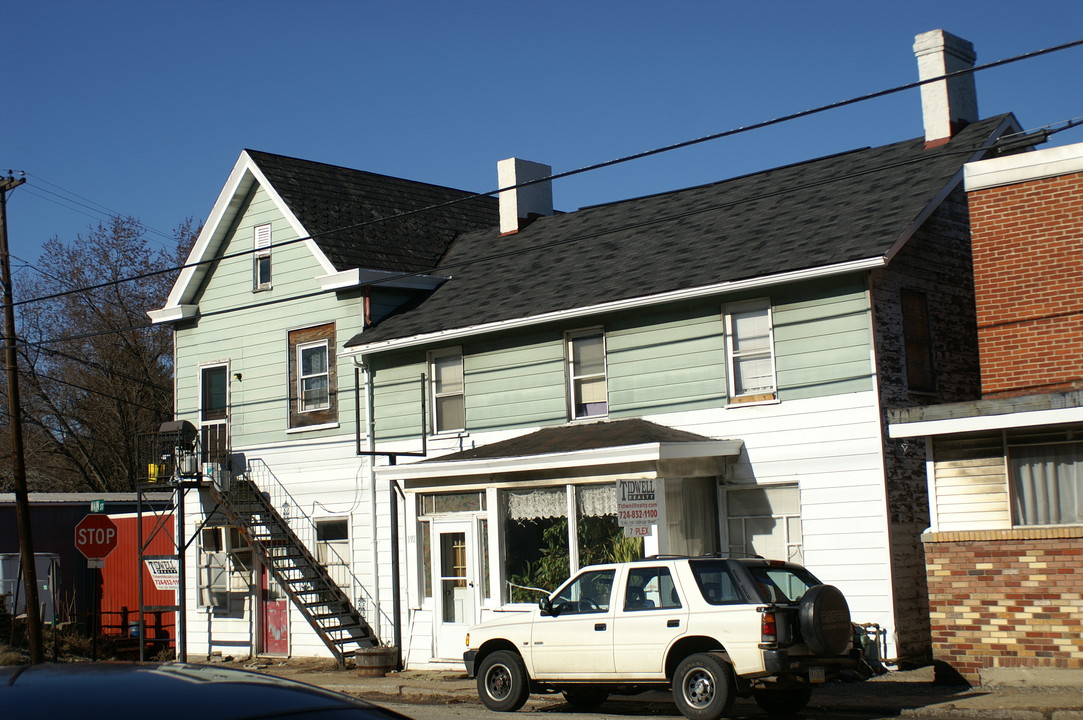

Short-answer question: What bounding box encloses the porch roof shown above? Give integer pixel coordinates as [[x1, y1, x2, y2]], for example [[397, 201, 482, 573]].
[[375, 419, 742, 486]]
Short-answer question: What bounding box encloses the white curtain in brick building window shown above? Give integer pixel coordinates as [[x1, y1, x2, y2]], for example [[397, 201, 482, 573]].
[[1009, 442, 1083, 526]]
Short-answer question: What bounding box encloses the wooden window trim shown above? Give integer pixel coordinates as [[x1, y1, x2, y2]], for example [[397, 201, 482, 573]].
[[288, 323, 336, 429]]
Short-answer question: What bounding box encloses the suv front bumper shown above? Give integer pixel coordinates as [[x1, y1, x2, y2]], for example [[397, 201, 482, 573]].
[[463, 650, 478, 678]]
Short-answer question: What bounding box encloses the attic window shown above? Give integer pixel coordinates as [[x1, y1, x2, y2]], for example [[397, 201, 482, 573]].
[[253, 224, 272, 291]]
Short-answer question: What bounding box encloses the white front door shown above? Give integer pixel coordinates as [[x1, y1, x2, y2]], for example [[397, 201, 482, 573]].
[[432, 521, 480, 660]]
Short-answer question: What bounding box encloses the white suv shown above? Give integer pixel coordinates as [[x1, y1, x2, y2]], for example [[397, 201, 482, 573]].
[[464, 556, 876, 720]]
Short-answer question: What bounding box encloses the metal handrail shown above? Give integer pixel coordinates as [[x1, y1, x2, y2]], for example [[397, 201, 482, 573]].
[[240, 458, 393, 643]]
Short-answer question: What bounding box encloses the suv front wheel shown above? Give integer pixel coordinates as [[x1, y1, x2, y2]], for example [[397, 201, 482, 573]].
[[477, 650, 530, 712], [672, 653, 736, 720]]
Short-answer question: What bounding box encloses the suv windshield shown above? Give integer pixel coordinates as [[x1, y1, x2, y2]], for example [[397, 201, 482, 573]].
[[746, 564, 820, 603]]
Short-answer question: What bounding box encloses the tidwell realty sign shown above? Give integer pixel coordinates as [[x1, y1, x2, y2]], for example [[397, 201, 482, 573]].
[[144, 557, 179, 590], [617, 479, 661, 527]]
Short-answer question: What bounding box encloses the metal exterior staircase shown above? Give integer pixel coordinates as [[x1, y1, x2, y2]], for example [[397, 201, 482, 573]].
[[208, 477, 378, 665]]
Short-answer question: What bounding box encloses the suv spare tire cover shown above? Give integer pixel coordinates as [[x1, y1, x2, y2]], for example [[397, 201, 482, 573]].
[[798, 584, 851, 656]]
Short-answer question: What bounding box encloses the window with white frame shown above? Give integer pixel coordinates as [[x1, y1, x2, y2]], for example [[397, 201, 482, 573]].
[[566, 328, 608, 419], [298, 341, 330, 411], [316, 518, 350, 590], [725, 485, 802, 564], [1009, 440, 1083, 526], [429, 347, 465, 433], [287, 323, 336, 429], [253, 223, 272, 291], [724, 299, 777, 402], [197, 525, 252, 610], [199, 364, 229, 465]]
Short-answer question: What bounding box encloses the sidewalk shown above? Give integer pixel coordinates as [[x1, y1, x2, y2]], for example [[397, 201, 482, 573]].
[[229, 660, 1083, 720]]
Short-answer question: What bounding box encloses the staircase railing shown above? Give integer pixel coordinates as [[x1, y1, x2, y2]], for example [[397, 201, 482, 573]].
[[241, 458, 394, 643]]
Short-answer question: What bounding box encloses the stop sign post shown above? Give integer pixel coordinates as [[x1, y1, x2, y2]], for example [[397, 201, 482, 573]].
[[75, 514, 119, 568]]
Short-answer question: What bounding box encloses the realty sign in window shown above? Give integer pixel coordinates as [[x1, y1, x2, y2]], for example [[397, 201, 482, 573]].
[[617, 479, 661, 537]]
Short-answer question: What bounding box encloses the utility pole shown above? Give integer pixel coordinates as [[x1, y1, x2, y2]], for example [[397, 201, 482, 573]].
[[0, 174, 44, 663]]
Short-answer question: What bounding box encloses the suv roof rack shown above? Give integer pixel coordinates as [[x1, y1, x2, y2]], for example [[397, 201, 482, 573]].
[[636, 553, 766, 561]]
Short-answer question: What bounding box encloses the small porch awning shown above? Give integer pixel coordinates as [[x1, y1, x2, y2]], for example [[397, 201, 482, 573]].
[[375, 418, 743, 491], [888, 390, 1083, 438]]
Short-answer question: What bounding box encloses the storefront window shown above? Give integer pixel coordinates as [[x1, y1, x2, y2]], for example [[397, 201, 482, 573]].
[[503, 484, 643, 602], [503, 487, 568, 602], [576, 484, 642, 566]]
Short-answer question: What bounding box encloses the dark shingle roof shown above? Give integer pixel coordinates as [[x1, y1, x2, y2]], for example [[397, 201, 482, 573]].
[[346, 116, 1010, 349], [247, 150, 499, 274], [422, 418, 723, 463]]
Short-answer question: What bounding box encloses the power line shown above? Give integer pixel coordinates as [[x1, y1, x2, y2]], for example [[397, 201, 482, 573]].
[[15, 172, 178, 245], [9, 130, 1026, 350], [10, 36, 1083, 314]]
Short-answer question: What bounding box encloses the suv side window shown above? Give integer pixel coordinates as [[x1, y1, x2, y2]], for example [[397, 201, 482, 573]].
[[552, 569, 614, 615], [689, 560, 746, 605], [748, 566, 819, 603], [625, 566, 681, 611]]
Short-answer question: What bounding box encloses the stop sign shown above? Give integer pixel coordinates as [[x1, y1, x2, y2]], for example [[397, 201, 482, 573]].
[[75, 514, 119, 560]]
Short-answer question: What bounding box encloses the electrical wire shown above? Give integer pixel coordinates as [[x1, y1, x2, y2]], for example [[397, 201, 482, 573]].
[[6, 36, 1083, 312], [7, 125, 1044, 346]]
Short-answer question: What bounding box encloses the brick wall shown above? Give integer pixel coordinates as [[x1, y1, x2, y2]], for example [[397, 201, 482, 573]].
[[872, 187, 981, 660], [969, 171, 1083, 397], [924, 528, 1083, 684]]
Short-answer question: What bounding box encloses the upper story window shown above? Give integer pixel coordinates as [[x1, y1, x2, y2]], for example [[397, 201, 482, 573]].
[[253, 224, 272, 291], [429, 347, 464, 434], [199, 363, 230, 464], [724, 298, 777, 403], [902, 289, 935, 392], [566, 328, 608, 419], [200, 364, 228, 423], [288, 323, 336, 429]]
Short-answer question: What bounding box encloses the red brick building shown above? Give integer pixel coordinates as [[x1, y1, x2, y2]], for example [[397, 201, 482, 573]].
[[890, 142, 1083, 685]]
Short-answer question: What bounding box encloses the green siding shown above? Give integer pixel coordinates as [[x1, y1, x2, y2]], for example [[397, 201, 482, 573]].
[[368, 276, 874, 439], [174, 184, 364, 448]]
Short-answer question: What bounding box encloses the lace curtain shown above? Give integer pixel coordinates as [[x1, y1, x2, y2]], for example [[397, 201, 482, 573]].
[[500, 484, 617, 520], [503, 486, 567, 520]]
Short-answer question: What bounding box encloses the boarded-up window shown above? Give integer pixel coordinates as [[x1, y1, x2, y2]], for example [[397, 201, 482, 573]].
[[288, 323, 336, 428], [902, 289, 935, 392]]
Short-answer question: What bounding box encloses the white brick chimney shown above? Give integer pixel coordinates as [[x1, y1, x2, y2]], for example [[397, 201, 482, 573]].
[[913, 29, 979, 147], [498, 158, 553, 235]]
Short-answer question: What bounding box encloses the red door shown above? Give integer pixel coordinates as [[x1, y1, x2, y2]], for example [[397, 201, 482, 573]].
[[261, 567, 288, 655]]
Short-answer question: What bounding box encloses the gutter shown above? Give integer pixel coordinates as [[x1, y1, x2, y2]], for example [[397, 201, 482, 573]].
[[343, 257, 886, 357]]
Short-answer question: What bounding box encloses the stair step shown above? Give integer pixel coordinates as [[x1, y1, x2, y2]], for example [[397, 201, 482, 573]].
[[329, 635, 372, 646]]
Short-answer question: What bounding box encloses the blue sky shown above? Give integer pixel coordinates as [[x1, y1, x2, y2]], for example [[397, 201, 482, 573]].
[[5, 1, 1083, 271]]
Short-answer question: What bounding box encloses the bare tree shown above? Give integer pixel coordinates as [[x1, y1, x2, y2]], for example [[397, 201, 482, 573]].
[[1, 216, 199, 492]]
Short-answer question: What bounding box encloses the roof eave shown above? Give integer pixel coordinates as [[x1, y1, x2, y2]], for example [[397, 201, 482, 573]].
[[882, 114, 1020, 264], [317, 268, 449, 293], [373, 439, 744, 482], [342, 256, 886, 357]]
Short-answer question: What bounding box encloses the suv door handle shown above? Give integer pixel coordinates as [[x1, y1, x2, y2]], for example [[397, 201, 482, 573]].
[[667, 619, 680, 628], [595, 623, 607, 631]]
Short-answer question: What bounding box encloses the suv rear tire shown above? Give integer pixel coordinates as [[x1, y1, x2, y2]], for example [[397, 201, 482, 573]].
[[672, 653, 735, 720], [477, 650, 530, 712]]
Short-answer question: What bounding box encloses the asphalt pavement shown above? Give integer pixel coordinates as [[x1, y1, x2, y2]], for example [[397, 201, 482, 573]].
[[227, 660, 1083, 720]]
